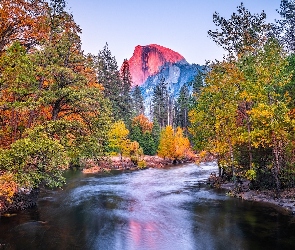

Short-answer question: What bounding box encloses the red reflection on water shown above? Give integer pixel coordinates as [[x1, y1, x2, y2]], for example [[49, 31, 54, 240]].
[[129, 219, 158, 248]]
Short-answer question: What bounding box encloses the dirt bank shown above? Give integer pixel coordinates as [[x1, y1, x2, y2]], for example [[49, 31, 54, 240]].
[[218, 180, 295, 215]]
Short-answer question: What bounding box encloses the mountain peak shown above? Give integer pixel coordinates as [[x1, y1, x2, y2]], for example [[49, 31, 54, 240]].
[[128, 44, 186, 86]]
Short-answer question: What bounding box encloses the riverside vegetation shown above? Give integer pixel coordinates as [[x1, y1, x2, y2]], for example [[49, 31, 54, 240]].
[[2, 0, 295, 215], [0, 0, 193, 214]]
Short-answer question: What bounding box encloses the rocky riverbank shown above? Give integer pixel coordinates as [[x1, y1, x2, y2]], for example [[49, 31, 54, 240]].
[[208, 173, 295, 215], [82, 155, 196, 174]]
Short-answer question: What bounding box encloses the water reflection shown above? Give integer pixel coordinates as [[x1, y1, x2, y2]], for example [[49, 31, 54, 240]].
[[1, 163, 295, 249]]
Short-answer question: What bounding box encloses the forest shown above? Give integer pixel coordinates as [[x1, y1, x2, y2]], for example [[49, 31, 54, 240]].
[[1, 0, 295, 207], [0, 0, 192, 205]]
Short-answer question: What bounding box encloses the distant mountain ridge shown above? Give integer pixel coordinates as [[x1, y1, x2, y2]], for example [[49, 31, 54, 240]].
[[124, 44, 202, 116]]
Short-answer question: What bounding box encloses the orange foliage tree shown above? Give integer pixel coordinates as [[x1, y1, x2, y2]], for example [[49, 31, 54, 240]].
[[157, 126, 193, 160], [0, 0, 48, 53], [132, 114, 153, 133]]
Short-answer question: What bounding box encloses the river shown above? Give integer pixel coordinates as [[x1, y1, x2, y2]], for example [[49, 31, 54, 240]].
[[1, 162, 295, 250]]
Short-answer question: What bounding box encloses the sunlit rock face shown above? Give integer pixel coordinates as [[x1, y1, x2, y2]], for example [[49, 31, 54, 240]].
[[125, 44, 203, 117], [128, 44, 186, 87]]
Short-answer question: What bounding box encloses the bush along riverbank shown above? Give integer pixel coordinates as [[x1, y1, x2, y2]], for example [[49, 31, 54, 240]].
[[0, 188, 39, 217], [207, 172, 295, 215]]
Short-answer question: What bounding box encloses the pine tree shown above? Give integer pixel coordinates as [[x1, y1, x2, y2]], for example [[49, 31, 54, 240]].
[[120, 59, 133, 124], [175, 84, 190, 130], [94, 43, 123, 121], [152, 77, 169, 129], [132, 85, 144, 116], [129, 114, 158, 155]]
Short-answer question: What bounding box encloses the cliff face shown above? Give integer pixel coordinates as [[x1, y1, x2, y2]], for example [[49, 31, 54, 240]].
[[141, 62, 202, 116], [125, 44, 203, 117], [128, 44, 186, 87]]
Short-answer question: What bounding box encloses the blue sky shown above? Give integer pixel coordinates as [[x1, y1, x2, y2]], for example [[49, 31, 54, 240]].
[[69, 0, 281, 66]]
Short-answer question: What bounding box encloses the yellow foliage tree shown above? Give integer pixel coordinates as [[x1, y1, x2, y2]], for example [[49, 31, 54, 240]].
[[158, 126, 192, 160], [108, 121, 143, 163], [174, 127, 191, 160], [158, 126, 175, 159], [108, 121, 130, 159]]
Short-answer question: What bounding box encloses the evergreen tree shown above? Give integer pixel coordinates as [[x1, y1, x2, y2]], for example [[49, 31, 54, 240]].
[[132, 85, 144, 116], [152, 77, 169, 129], [191, 72, 204, 96], [94, 43, 123, 121], [175, 84, 190, 130], [129, 114, 158, 155], [151, 118, 161, 153], [120, 59, 133, 124]]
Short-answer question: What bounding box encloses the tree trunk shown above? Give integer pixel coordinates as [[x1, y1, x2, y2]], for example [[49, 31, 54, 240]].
[[272, 134, 281, 193], [247, 120, 253, 170], [52, 99, 62, 121]]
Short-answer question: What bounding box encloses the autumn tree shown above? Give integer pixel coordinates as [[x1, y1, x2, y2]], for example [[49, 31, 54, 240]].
[[29, 0, 113, 164], [0, 42, 38, 147], [174, 127, 192, 160], [190, 3, 295, 191], [0, 0, 114, 194], [108, 121, 130, 159], [108, 120, 143, 162], [0, 0, 48, 53], [189, 60, 244, 178], [190, 35, 293, 191], [157, 126, 175, 159], [158, 126, 192, 161]]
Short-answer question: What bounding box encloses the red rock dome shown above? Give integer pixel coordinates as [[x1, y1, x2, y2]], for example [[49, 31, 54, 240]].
[[127, 44, 185, 86]]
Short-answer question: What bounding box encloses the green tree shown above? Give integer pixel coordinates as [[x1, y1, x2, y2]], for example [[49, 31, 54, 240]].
[[152, 77, 169, 129], [175, 84, 190, 131], [94, 43, 124, 121], [276, 0, 295, 53], [208, 3, 270, 56], [120, 59, 133, 124], [129, 114, 158, 155], [0, 133, 68, 189], [132, 85, 144, 116]]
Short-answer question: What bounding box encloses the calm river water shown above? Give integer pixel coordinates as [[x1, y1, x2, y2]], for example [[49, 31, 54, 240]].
[[1, 162, 295, 250]]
